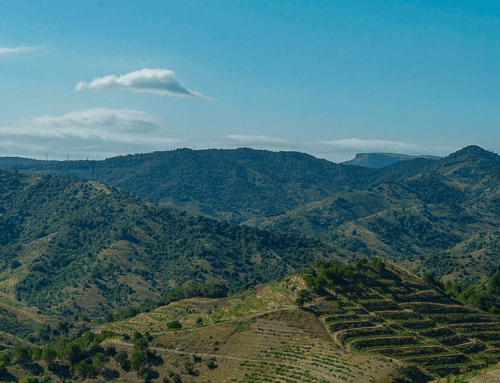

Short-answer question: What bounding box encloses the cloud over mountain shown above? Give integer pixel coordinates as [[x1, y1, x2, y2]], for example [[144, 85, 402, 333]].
[[75, 68, 207, 98]]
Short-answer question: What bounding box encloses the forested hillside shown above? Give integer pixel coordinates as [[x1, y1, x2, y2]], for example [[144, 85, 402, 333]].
[[0, 148, 435, 223], [251, 146, 500, 282], [1, 145, 500, 314], [0, 171, 341, 318]]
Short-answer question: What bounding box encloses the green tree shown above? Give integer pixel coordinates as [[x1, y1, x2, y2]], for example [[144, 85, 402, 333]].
[[92, 352, 108, 373], [0, 353, 11, 367], [169, 370, 182, 383], [206, 358, 217, 369], [114, 349, 128, 369], [31, 347, 42, 361], [487, 272, 500, 296], [71, 360, 93, 378], [295, 289, 311, 306], [54, 337, 71, 357], [41, 347, 57, 367], [134, 338, 149, 351], [167, 320, 182, 329], [12, 345, 31, 366], [62, 342, 81, 364], [130, 349, 146, 373]]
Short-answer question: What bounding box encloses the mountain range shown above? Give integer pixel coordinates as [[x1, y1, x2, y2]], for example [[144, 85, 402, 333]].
[[1, 145, 499, 283], [0, 148, 437, 223], [1, 144, 500, 382]]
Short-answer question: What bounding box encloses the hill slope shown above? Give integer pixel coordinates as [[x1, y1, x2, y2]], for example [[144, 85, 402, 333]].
[[0, 170, 343, 319], [250, 146, 500, 281], [3, 145, 500, 282], [0, 148, 435, 223], [6, 260, 500, 382]]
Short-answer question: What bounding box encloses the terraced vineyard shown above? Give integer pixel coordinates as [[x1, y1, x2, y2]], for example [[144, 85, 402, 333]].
[[313, 262, 500, 378], [4, 261, 500, 382], [99, 282, 398, 382], [95, 262, 500, 382]]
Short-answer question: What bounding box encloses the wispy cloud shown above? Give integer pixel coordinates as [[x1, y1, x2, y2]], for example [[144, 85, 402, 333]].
[[75, 68, 208, 98], [0, 45, 39, 55], [0, 113, 454, 161], [6, 108, 165, 143], [0, 109, 181, 159]]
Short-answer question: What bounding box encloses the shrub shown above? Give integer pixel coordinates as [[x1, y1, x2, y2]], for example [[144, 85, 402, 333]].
[[134, 338, 149, 351], [114, 349, 128, 369], [71, 360, 93, 378], [169, 370, 182, 383], [295, 289, 311, 306], [41, 347, 57, 365], [206, 358, 217, 369], [92, 352, 108, 372], [167, 320, 182, 330]]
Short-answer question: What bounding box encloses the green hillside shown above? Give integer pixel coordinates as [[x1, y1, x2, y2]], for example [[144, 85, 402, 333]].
[[0, 148, 434, 223], [0, 171, 342, 320], [250, 146, 500, 282], [4, 259, 500, 382]]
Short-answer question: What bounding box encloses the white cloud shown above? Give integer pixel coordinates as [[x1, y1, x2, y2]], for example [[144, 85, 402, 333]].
[[0, 112, 454, 162], [0, 109, 181, 159], [0, 45, 39, 55], [21, 108, 161, 137], [6, 108, 168, 144], [75, 68, 208, 98]]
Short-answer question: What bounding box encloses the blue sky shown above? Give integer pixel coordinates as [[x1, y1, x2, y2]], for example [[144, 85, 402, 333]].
[[1, 0, 499, 162]]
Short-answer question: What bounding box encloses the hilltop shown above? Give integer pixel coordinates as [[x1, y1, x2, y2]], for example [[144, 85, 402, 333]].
[[342, 152, 441, 168]]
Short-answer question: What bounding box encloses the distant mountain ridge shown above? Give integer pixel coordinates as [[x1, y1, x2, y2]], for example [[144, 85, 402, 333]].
[[1, 145, 499, 284], [251, 145, 500, 281], [0, 147, 436, 223], [342, 152, 442, 168]]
